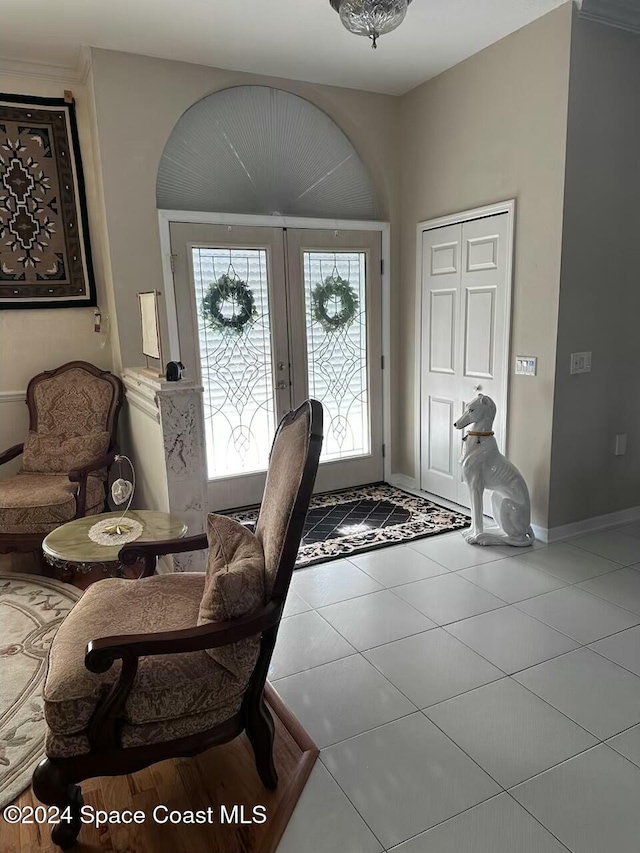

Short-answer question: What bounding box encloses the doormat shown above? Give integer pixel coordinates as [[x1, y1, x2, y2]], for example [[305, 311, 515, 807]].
[[233, 483, 470, 568]]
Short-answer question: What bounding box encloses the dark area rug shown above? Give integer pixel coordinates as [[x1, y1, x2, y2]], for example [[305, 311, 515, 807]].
[[232, 483, 470, 568]]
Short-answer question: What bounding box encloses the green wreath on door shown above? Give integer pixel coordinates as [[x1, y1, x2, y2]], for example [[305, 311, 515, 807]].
[[311, 275, 359, 333], [202, 273, 257, 334]]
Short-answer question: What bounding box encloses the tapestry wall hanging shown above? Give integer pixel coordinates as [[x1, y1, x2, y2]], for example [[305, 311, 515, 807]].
[[0, 93, 96, 309]]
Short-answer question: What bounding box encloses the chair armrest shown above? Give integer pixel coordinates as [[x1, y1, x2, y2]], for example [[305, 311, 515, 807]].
[[68, 449, 117, 483], [0, 443, 24, 466], [82, 600, 282, 751], [118, 533, 209, 565], [85, 600, 282, 670]]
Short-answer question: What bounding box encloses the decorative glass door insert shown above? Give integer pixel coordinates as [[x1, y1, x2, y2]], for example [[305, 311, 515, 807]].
[[303, 250, 370, 462], [191, 246, 276, 480], [170, 222, 383, 508]]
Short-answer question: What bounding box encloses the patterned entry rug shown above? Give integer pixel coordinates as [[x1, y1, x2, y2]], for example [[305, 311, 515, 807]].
[[234, 483, 470, 568], [0, 574, 81, 808]]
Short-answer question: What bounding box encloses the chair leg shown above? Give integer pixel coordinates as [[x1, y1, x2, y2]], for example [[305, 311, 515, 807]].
[[245, 694, 278, 789], [32, 758, 84, 850]]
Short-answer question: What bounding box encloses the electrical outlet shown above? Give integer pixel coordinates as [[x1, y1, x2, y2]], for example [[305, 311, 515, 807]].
[[515, 356, 537, 376], [615, 434, 628, 456], [570, 352, 592, 375]]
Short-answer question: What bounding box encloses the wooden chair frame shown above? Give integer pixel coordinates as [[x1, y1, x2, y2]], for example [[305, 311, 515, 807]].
[[0, 361, 124, 556], [32, 400, 323, 850]]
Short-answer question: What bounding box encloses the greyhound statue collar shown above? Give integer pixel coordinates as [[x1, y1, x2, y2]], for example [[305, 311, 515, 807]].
[[463, 430, 495, 444]]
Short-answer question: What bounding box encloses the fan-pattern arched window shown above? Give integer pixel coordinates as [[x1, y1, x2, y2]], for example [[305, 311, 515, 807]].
[[156, 85, 378, 219]]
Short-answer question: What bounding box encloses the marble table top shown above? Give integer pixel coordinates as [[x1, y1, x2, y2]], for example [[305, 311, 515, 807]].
[[42, 510, 188, 564]]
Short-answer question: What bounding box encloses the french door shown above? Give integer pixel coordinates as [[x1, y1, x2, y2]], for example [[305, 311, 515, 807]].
[[170, 222, 383, 510], [420, 211, 510, 509]]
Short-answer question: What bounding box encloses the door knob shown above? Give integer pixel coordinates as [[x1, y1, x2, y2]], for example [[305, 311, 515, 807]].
[[276, 380, 287, 390], [474, 385, 482, 392]]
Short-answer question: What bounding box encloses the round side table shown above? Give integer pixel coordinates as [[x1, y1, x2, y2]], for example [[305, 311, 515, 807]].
[[42, 510, 188, 586]]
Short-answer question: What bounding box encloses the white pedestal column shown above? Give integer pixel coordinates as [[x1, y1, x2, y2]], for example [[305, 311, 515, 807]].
[[121, 367, 208, 571]]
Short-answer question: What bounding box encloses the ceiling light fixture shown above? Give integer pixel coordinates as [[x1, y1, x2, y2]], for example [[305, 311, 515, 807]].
[[330, 0, 413, 49]]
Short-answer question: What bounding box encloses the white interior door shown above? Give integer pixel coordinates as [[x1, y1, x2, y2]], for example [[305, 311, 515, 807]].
[[170, 222, 383, 510], [420, 212, 510, 508]]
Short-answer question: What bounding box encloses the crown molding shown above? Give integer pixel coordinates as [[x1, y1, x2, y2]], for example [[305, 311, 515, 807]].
[[579, 0, 640, 34], [0, 47, 91, 86]]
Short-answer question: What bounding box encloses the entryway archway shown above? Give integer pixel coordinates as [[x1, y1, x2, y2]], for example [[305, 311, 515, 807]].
[[157, 87, 388, 510]]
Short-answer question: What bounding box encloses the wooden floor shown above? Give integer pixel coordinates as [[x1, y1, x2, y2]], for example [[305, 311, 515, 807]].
[[7, 687, 317, 853]]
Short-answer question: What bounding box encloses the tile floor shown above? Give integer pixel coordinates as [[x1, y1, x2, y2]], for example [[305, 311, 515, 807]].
[[272, 524, 640, 853]]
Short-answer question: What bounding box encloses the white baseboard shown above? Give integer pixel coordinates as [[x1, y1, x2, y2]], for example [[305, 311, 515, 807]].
[[389, 476, 640, 545], [539, 505, 640, 544], [389, 473, 419, 492], [389, 474, 473, 518]]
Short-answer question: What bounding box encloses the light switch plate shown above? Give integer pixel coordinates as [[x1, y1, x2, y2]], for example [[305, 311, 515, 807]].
[[570, 351, 592, 374], [515, 356, 537, 376]]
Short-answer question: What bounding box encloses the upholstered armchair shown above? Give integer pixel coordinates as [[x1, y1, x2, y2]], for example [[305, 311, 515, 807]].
[[0, 361, 124, 558], [32, 400, 323, 850]]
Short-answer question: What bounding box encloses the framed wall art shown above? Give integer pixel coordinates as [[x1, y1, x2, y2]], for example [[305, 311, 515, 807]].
[[0, 92, 96, 309], [137, 290, 164, 371]]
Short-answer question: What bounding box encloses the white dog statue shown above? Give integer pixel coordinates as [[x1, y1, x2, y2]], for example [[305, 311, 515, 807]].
[[454, 394, 534, 547]]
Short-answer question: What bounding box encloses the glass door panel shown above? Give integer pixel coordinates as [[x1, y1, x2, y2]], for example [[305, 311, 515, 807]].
[[287, 229, 384, 492], [302, 250, 370, 461], [191, 246, 276, 480], [170, 222, 290, 510]]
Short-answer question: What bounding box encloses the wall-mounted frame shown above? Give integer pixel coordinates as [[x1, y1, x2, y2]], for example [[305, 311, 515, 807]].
[[137, 290, 163, 371], [0, 92, 96, 309]]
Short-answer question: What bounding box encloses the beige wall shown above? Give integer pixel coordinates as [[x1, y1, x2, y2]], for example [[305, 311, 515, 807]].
[[0, 74, 113, 475], [397, 3, 573, 528], [549, 13, 640, 528], [87, 49, 402, 413]]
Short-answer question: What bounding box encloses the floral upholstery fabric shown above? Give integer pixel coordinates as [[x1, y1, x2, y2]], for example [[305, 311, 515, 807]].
[[22, 430, 110, 477], [46, 697, 243, 758], [197, 514, 265, 677], [255, 410, 310, 598], [44, 573, 256, 742], [0, 473, 103, 534], [32, 368, 116, 436]]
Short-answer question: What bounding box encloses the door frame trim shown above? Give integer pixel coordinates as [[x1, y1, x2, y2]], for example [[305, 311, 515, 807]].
[[158, 209, 392, 482], [414, 199, 516, 496]]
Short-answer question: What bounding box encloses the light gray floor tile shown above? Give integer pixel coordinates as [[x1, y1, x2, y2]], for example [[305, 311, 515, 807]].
[[616, 521, 640, 540], [394, 573, 506, 625], [514, 648, 640, 739], [291, 560, 383, 608], [322, 713, 500, 849], [514, 543, 622, 584], [606, 724, 640, 768], [459, 558, 567, 603], [351, 545, 450, 587], [269, 610, 355, 680], [364, 628, 504, 708], [318, 590, 435, 651], [426, 678, 596, 788], [579, 567, 640, 615], [408, 535, 511, 571], [390, 793, 568, 853], [283, 589, 313, 617], [276, 761, 382, 853], [516, 586, 640, 644], [590, 625, 640, 676], [511, 745, 640, 853], [571, 531, 640, 566], [272, 655, 415, 748], [445, 606, 578, 674]]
